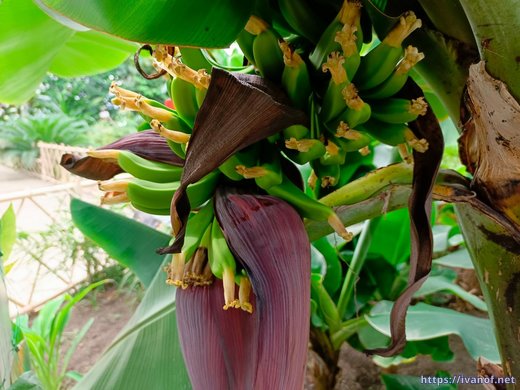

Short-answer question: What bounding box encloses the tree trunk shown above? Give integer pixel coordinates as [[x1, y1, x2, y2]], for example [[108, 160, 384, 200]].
[[456, 203, 520, 387], [456, 61, 520, 388]]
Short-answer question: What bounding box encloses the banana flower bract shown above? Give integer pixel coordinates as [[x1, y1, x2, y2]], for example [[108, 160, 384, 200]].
[[176, 190, 310, 389]]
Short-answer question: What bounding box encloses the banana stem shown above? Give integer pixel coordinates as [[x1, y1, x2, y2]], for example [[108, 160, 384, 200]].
[[336, 219, 379, 320], [320, 163, 413, 207], [330, 317, 367, 350]]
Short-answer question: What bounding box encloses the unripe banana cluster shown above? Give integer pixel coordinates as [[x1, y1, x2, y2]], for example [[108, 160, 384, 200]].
[[87, 0, 429, 310]]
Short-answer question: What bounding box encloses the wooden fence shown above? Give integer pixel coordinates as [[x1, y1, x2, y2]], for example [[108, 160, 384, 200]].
[[1, 142, 102, 316]]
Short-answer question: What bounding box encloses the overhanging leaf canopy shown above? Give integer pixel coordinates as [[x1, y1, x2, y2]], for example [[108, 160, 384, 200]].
[[0, 0, 136, 104], [37, 0, 254, 47]]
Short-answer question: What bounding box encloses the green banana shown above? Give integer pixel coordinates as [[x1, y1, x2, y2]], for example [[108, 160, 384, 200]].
[[128, 201, 171, 216], [179, 47, 212, 74], [309, 20, 342, 69], [86, 149, 183, 183], [321, 52, 351, 122], [195, 87, 207, 108], [182, 200, 215, 262], [185, 170, 221, 208], [127, 179, 179, 210], [277, 0, 326, 44], [309, 1, 363, 70], [284, 137, 326, 164], [265, 174, 353, 241], [283, 124, 310, 140], [331, 98, 371, 128], [320, 138, 347, 166], [99, 170, 219, 213], [118, 150, 183, 183], [149, 119, 190, 159], [235, 145, 283, 190], [218, 146, 259, 181], [99, 178, 178, 211], [244, 16, 284, 82], [337, 24, 361, 81], [359, 118, 429, 152], [279, 41, 312, 111], [236, 29, 257, 65], [208, 218, 240, 310], [354, 12, 422, 90], [370, 97, 428, 124], [251, 26, 284, 82], [332, 121, 372, 152], [362, 45, 424, 99], [170, 77, 199, 127], [311, 159, 340, 188]]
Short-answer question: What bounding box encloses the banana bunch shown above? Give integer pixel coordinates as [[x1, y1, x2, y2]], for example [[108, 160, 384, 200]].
[[80, 3, 436, 311], [87, 144, 220, 215], [263, 5, 427, 189]]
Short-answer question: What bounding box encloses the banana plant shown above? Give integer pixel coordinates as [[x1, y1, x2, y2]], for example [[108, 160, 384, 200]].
[[0, 206, 16, 388], [2, 0, 520, 387]]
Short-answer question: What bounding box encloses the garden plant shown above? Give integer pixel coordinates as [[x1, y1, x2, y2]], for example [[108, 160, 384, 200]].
[[1, 0, 519, 389]]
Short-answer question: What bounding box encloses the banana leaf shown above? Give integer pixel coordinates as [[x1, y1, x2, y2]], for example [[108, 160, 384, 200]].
[[456, 202, 520, 380], [366, 301, 500, 362], [70, 198, 170, 287], [414, 275, 487, 311], [1, 206, 16, 387], [0, 0, 135, 104], [0, 270, 12, 387], [37, 0, 254, 47], [74, 257, 190, 389]]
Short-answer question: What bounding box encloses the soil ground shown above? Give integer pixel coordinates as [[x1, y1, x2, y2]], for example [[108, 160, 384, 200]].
[[62, 287, 139, 388]]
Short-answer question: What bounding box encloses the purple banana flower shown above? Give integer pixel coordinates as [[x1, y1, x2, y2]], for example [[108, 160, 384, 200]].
[[60, 130, 183, 180], [176, 190, 310, 389]]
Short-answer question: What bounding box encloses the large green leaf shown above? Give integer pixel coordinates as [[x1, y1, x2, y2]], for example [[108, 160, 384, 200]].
[[367, 208, 410, 265], [8, 371, 43, 390], [0, 205, 16, 264], [0, 270, 13, 387], [414, 275, 487, 311], [0, 0, 134, 104], [433, 248, 473, 269], [75, 257, 190, 389], [48, 30, 136, 77], [38, 0, 254, 47], [0, 206, 15, 387], [366, 301, 500, 362], [70, 198, 170, 287]]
